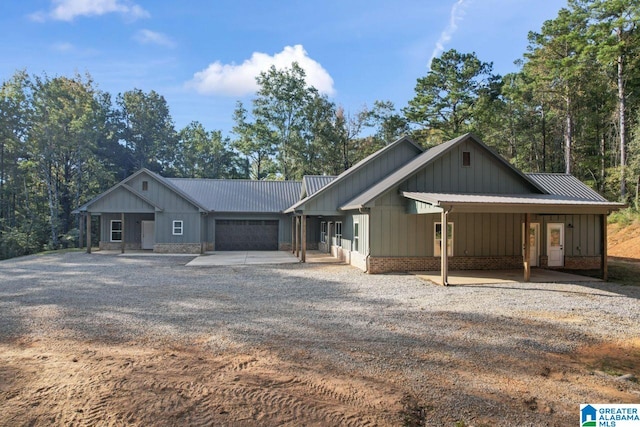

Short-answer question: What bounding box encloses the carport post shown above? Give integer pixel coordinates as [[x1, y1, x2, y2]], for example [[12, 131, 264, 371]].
[[291, 217, 295, 254], [301, 215, 307, 263], [121, 212, 125, 254], [524, 213, 531, 282], [295, 216, 300, 258], [441, 209, 448, 286], [86, 212, 92, 254], [601, 213, 608, 281]]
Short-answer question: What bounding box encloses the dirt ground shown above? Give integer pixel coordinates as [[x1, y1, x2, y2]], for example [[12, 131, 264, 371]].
[[1, 335, 638, 427], [1, 230, 639, 426]]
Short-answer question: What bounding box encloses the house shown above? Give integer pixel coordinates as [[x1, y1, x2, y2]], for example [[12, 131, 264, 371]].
[[76, 133, 623, 283]]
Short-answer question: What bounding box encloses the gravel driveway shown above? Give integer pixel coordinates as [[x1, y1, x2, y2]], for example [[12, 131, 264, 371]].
[[1, 251, 639, 426]]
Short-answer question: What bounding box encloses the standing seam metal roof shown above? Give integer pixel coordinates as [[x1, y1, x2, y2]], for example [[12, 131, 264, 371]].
[[167, 179, 302, 212], [525, 173, 607, 202], [302, 175, 337, 198]]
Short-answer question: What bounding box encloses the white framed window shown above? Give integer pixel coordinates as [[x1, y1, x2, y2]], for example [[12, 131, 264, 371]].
[[335, 221, 342, 247], [172, 220, 183, 236], [353, 220, 359, 252], [434, 222, 454, 257], [320, 221, 327, 243], [110, 220, 123, 242]]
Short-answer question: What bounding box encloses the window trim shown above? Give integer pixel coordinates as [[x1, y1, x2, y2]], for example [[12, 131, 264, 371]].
[[353, 220, 359, 252], [172, 220, 184, 236], [335, 221, 342, 247], [142, 180, 149, 191], [434, 222, 454, 257], [320, 221, 327, 243], [110, 220, 123, 242]]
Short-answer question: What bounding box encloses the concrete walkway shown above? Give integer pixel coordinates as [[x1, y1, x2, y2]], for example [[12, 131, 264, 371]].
[[412, 268, 602, 286], [186, 251, 300, 266]]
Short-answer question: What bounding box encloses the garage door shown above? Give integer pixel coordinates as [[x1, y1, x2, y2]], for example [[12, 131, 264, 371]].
[[215, 220, 279, 250]]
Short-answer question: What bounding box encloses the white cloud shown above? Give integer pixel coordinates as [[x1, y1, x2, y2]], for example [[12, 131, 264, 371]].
[[52, 42, 75, 52], [134, 29, 176, 48], [428, 0, 470, 68], [187, 45, 335, 97], [30, 0, 149, 22]]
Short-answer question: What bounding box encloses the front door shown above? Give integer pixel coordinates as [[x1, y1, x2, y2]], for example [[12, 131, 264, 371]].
[[141, 220, 155, 250], [523, 223, 540, 267], [547, 223, 564, 267]]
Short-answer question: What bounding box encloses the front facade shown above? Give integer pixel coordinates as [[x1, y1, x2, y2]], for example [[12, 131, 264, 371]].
[[76, 133, 622, 282]]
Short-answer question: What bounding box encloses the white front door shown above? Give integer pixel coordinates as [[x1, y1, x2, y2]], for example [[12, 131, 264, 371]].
[[141, 220, 155, 250], [523, 223, 540, 267], [547, 223, 564, 267]]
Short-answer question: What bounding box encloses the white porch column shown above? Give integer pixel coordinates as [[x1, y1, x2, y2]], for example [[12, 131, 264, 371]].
[[86, 212, 92, 254], [441, 209, 448, 286], [301, 215, 307, 263]]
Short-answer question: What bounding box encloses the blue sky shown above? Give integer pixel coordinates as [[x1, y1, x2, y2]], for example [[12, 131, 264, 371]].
[[1, 0, 567, 136]]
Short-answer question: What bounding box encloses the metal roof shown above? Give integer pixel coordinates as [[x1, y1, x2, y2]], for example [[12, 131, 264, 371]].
[[340, 133, 546, 210], [285, 136, 423, 213], [402, 191, 619, 206], [526, 173, 607, 202], [167, 178, 302, 212], [302, 175, 337, 198]]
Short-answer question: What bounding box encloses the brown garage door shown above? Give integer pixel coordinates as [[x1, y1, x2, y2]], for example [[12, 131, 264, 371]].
[[215, 220, 279, 250]]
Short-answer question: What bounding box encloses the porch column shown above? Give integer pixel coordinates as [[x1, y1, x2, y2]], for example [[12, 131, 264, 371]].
[[291, 217, 295, 254], [601, 213, 608, 281], [79, 213, 84, 249], [295, 216, 300, 258], [441, 209, 448, 286], [523, 213, 531, 282], [120, 212, 125, 254], [86, 212, 92, 254], [301, 215, 307, 263]]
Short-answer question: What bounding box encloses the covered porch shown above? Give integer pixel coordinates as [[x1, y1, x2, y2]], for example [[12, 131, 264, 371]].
[[402, 191, 621, 285]]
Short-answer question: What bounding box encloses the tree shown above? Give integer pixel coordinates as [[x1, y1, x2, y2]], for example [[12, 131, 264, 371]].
[[404, 49, 495, 143], [581, 0, 640, 199], [232, 101, 276, 180], [117, 89, 178, 174]]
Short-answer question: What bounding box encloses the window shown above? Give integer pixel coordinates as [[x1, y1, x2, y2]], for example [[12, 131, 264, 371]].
[[172, 220, 183, 236], [335, 221, 342, 247], [320, 221, 327, 243], [142, 180, 148, 191], [434, 222, 454, 257], [110, 220, 123, 242], [353, 221, 359, 252], [462, 151, 471, 167]]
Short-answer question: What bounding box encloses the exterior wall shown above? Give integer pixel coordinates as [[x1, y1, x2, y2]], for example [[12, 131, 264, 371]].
[[155, 211, 202, 245], [532, 214, 603, 257], [401, 139, 535, 194], [88, 186, 156, 213], [99, 213, 154, 248], [303, 141, 421, 214]]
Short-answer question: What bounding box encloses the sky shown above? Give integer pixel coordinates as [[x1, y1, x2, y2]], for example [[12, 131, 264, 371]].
[[0, 0, 568, 136]]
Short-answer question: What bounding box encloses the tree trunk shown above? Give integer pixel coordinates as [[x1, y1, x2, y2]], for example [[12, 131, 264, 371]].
[[618, 48, 626, 200], [564, 96, 572, 175]]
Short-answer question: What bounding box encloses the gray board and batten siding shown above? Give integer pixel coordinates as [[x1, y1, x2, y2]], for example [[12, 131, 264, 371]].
[[288, 136, 423, 215]]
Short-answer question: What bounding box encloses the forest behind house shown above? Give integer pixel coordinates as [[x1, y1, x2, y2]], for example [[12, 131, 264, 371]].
[[0, 0, 639, 259]]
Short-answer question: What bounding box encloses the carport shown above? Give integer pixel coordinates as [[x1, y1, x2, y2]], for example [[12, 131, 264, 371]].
[[402, 191, 621, 286]]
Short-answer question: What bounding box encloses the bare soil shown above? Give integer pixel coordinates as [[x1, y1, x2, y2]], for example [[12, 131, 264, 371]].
[[1, 241, 639, 426]]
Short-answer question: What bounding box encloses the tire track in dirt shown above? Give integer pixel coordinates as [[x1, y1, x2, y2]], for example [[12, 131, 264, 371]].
[[0, 340, 406, 426]]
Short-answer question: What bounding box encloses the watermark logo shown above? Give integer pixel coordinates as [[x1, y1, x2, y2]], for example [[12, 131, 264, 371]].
[[581, 404, 640, 427]]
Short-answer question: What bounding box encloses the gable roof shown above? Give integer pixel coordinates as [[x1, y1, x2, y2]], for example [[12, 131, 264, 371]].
[[167, 178, 301, 213], [340, 133, 547, 210], [301, 175, 337, 199], [285, 136, 423, 213]]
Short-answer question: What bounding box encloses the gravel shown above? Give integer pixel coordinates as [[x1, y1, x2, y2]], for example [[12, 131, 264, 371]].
[[1, 251, 639, 424]]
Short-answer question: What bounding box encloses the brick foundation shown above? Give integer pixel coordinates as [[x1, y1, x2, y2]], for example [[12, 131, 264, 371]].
[[562, 256, 601, 270], [153, 243, 201, 254], [368, 256, 524, 274], [279, 242, 292, 251], [99, 242, 141, 250]]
